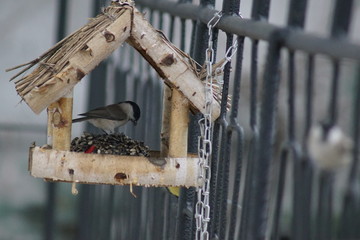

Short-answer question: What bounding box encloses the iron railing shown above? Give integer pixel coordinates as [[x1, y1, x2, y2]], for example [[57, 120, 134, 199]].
[[45, 0, 360, 239]]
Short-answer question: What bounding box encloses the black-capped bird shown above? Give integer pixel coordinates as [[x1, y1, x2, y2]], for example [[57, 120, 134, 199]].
[[72, 101, 140, 134]]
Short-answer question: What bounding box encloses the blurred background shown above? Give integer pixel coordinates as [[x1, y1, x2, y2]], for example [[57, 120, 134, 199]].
[[1, 1, 91, 239], [1, 0, 360, 239]]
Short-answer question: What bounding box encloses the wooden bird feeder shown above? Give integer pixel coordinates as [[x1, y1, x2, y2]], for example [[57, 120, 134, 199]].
[[8, 1, 222, 189]]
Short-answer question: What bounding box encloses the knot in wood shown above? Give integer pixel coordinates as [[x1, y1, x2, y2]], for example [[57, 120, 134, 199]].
[[114, 172, 127, 181], [103, 29, 116, 42], [76, 69, 85, 80], [160, 53, 176, 66], [52, 110, 68, 128], [53, 111, 62, 125]]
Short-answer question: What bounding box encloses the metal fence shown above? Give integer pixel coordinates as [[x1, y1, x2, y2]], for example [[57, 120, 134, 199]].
[[46, 0, 360, 239]]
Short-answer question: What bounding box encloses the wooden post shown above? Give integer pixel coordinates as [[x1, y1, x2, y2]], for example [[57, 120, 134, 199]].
[[47, 90, 75, 193], [169, 89, 189, 157], [47, 104, 55, 145], [167, 89, 189, 196], [48, 90, 73, 150], [160, 85, 172, 157]]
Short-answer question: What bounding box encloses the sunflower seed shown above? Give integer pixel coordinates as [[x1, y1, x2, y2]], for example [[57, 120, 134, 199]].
[[70, 132, 150, 157]]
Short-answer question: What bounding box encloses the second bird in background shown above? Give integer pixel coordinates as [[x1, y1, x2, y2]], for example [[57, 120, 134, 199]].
[[72, 101, 141, 134]]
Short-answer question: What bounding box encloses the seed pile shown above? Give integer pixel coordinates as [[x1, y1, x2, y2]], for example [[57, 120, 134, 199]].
[[71, 133, 150, 157]]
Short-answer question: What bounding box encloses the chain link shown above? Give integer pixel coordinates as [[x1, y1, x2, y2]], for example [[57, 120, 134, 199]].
[[195, 11, 239, 240], [215, 39, 238, 85]]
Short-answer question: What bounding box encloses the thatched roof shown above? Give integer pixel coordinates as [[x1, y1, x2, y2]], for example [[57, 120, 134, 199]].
[[7, 1, 225, 120]]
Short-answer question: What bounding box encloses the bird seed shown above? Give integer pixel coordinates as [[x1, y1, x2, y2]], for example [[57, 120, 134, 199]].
[[71, 132, 150, 157]]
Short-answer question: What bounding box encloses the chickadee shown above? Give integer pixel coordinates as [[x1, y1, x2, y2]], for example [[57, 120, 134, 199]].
[[307, 122, 353, 172], [72, 101, 140, 134]]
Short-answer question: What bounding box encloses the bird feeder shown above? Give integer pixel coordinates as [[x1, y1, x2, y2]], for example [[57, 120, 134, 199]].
[[8, 1, 221, 189]]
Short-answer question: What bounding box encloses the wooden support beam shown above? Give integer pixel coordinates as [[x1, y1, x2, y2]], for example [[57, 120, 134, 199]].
[[127, 7, 221, 121], [47, 104, 55, 145], [160, 85, 172, 157], [168, 89, 189, 157], [23, 8, 132, 114], [29, 147, 199, 187], [166, 89, 190, 196], [47, 90, 73, 150]]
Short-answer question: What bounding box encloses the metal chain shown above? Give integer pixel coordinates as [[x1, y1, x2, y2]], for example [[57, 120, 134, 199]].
[[195, 11, 239, 240], [195, 12, 222, 240], [215, 40, 238, 86], [195, 11, 221, 240]]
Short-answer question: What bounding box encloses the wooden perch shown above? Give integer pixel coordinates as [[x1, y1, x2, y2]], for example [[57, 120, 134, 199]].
[[8, 1, 221, 120], [29, 146, 200, 187]]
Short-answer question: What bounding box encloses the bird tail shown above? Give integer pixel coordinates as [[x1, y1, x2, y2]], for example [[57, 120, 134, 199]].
[[167, 187, 180, 197], [72, 117, 91, 123]]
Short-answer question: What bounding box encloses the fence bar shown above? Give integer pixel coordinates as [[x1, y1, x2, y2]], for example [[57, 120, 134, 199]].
[[287, 0, 308, 28], [328, 60, 340, 124], [44, 1, 68, 239], [304, 55, 315, 138], [298, 54, 316, 239], [251, 0, 270, 20], [285, 2, 309, 239], [215, 2, 242, 239], [240, 0, 272, 238], [228, 35, 245, 240], [216, 32, 234, 240], [239, 38, 259, 240], [136, 0, 360, 60], [331, 0, 354, 37], [341, 66, 360, 239], [287, 51, 296, 141], [271, 149, 288, 240], [316, 172, 334, 240], [248, 29, 285, 240]]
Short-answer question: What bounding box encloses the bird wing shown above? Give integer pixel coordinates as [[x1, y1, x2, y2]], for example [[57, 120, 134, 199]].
[[79, 103, 128, 121]]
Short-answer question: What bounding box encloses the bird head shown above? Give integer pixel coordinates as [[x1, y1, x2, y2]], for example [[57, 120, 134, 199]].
[[125, 101, 141, 126]]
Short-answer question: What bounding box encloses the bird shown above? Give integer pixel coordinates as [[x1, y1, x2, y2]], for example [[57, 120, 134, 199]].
[[72, 101, 140, 134], [307, 122, 353, 172]]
